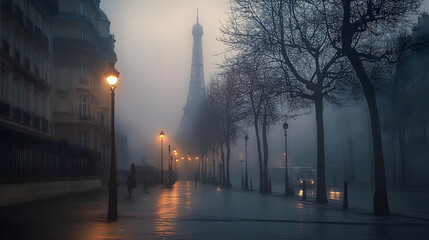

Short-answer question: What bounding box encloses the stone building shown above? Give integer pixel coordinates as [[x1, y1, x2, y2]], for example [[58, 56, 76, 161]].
[[0, 0, 57, 137], [381, 13, 429, 188], [52, 0, 117, 165]]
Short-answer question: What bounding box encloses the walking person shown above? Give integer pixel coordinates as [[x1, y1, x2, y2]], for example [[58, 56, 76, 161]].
[[127, 163, 137, 198]]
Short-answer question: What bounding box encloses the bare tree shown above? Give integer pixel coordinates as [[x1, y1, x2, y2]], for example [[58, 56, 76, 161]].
[[321, 0, 422, 215], [207, 71, 246, 187], [226, 54, 285, 193], [221, 0, 350, 202]]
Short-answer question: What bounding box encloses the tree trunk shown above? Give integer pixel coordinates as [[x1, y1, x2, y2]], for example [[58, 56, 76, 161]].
[[341, 0, 390, 216], [253, 118, 264, 193], [262, 111, 269, 193], [399, 124, 407, 187], [344, 51, 390, 215], [226, 139, 231, 187], [314, 96, 327, 204], [220, 143, 226, 185]]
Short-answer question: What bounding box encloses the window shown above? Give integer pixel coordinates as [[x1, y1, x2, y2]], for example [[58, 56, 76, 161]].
[[414, 122, 426, 138], [33, 91, 39, 115], [80, 28, 86, 40], [24, 40, 28, 58], [79, 131, 89, 149], [15, 33, 20, 50], [0, 71, 7, 102], [2, 20, 7, 40], [42, 56, 47, 80], [79, 1, 86, 16], [101, 143, 106, 163], [41, 95, 47, 117], [79, 95, 88, 118], [99, 112, 106, 127], [79, 64, 87, 84], [23, 85, 27, 111], [13, 81, 20, 107]]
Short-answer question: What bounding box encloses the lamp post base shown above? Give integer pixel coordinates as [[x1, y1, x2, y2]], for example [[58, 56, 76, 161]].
[[107, 182, 118, 222]]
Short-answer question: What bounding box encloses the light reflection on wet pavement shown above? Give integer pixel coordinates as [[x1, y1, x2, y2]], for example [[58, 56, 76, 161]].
[[1, 181, 429, 239]]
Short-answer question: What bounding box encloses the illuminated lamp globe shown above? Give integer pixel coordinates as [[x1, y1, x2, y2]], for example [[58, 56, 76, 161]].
[[105, 62, 120, 88]]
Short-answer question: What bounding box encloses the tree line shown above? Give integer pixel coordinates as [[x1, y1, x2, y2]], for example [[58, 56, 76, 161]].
[[199, 0, 422, 216]]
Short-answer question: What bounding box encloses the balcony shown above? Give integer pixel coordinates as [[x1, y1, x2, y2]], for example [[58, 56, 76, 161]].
[[79, 115, 90, 121], [41, 117, 48, 133], [23, 111, 31, 126], [33, 115, 40, 129], [0, 101, 11, 119], [1, 39, 10, 55], [12, 107, 22, 123], [25, 17, 34, 34], [24, 57, 30, 70], [79, 77, 88, 84], [14, 49, 21, 63], [14, 6, 24, 25], [53, 38, 96, 52]]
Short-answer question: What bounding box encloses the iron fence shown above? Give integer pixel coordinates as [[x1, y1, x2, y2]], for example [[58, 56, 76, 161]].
[[0, 126, 103, 179]]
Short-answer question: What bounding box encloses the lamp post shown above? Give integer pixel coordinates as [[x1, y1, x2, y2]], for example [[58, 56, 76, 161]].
[[174, 149, 177, 179], [160, 131, 165, 185], [212, 148, 215, 183], [245, 134, 249, 191], [283, 121, 294, 196], [105, 62, 119, 222]]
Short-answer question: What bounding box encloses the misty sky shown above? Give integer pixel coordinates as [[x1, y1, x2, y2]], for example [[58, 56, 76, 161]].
[[100, 0, 229, 166], [100, 0, 429, 180]]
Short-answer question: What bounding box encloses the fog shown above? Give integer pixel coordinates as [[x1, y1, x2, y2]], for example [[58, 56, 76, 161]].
[[100, 0, 229, 168], [100, 0, 429, 187]]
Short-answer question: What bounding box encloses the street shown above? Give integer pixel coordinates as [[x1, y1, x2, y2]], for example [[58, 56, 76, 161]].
[[1, 181, 429, 240]]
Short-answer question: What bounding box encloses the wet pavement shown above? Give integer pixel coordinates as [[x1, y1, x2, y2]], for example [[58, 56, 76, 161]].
[[1, 181, 429, 239]]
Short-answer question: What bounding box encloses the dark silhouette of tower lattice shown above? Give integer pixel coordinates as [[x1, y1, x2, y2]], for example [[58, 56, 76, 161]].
[[177, 11, 206, 153]]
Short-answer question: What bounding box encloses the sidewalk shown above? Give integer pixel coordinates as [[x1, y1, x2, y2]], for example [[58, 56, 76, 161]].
[[271, 183, 429, 220], [1, 181, 428, 239]]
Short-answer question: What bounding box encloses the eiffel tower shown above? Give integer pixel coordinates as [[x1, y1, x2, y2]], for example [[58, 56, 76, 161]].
[[177, 10, 207, 153]]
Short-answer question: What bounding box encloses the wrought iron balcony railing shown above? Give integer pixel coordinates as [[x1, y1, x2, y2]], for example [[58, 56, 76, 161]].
[[23, 111, 31, 126], [1, 39, 9, 55], [12, 107, 22, 123], [0, 101, 11, 119]]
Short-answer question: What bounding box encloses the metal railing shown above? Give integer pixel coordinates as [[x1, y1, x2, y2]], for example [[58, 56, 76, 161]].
[[0, 127, 103, 178]]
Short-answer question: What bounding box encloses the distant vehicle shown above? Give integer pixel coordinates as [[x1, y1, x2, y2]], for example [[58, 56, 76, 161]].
[[290, 167, 316, 188]]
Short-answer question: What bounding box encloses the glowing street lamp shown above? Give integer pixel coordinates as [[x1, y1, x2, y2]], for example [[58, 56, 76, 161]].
[[160, 131, 165, 185], [105, 62, 119, 222], [283, 120, 294, 196]]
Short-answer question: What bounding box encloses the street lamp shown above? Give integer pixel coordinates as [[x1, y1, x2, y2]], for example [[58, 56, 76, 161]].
[[283, 121, 294, 196], [105, 62, 119, 222], [173, 149, 178, 179], [245, 134, 249, 191], [160, 131, 165, 185]]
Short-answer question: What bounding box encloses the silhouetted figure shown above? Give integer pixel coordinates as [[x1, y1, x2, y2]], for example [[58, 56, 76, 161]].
[[127, 163, 137, 198]]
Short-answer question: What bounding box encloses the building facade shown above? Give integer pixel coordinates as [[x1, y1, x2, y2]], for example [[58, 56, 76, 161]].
[[380, 13, 429, 188], [1, 0, 57, 137], [52, 0, 116, 165]]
